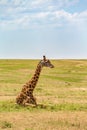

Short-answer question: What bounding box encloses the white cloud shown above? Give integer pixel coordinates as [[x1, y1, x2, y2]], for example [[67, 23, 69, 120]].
[[63, 0, 79, 7], [0, 10, 87, 30], [52, 10, 87, 22], [33, 12, 50, 19], [12, 0, 21, 5], [31, 0, 46, 6], [0, 0, 79, 11], [0, 0, 87, 30], [0, 0, 8, 5]]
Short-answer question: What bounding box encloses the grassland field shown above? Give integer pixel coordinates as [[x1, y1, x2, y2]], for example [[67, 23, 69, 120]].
[[0, 59, 87, 130]]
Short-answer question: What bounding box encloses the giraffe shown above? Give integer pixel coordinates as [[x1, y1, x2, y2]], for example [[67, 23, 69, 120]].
[[16, 56, 54, 106]]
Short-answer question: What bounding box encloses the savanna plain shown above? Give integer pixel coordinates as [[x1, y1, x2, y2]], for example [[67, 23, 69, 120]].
[[0, 59, 87, 130]]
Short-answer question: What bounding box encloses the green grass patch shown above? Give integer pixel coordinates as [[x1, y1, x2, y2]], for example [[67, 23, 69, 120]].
[[0, 100, 87, 112], [43, 75, 83, 82], [1, 121, 12, 129]]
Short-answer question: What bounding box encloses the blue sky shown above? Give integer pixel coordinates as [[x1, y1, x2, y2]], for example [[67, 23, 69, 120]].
[[0, 0, 87, 59]]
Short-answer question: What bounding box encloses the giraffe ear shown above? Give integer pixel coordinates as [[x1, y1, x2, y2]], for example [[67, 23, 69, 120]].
[[43, 55, 46, 61]]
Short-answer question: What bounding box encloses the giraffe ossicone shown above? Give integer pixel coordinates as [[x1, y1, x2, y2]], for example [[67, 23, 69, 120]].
[[16, 56, 54, 106]]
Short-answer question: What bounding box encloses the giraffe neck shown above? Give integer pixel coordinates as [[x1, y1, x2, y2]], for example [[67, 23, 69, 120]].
[[29, 62, 42, 89]]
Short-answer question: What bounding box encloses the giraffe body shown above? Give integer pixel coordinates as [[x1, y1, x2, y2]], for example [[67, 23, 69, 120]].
[[16, 56, 54, 106]]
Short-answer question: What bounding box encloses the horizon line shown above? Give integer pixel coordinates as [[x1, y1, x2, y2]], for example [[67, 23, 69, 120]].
[[0, 58, 87, 60]]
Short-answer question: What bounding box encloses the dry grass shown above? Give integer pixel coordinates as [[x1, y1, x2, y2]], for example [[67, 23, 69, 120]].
[[0, 59, 87, 130], [0, 112, 87, 130]]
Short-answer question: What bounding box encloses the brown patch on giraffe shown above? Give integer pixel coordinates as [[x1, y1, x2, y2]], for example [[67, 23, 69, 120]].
[[32, 82, 36, 86], [22, 86, 27, 91]]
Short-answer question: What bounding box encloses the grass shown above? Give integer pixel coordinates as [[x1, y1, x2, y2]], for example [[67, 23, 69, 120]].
[[0, 121, 12, 129], [0, 59, 87, 130], [0, 100, 87, 112]]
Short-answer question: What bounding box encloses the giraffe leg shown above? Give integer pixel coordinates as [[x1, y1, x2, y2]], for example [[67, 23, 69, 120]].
[[23, 96, 37, 107], [30, 96, 37, 106], [16, 92, 28, 106]]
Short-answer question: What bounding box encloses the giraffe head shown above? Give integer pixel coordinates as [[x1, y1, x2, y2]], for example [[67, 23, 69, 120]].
[[40, 56, 54, 68]]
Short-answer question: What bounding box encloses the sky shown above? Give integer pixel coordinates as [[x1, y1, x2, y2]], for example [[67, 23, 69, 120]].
[[0, 0, 87, 59]]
